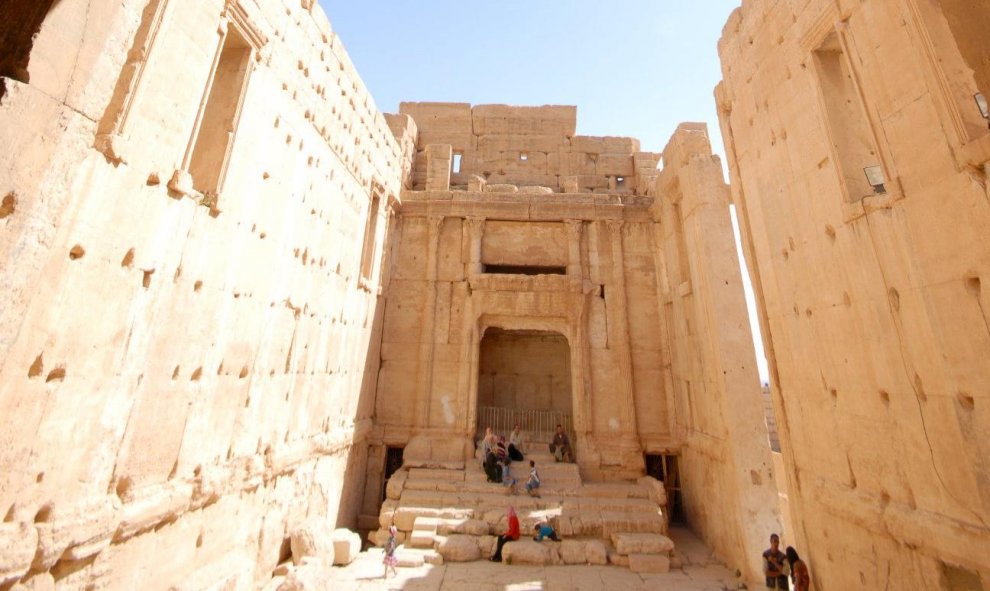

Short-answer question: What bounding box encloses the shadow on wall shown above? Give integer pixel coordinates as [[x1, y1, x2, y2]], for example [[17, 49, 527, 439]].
[[0, 0, 62, 97]]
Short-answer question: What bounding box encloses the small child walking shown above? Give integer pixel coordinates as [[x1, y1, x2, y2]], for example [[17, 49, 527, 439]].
[[525, 459, 541, 498], [501, 460, 517, 494], [382, 525, 398, 578]]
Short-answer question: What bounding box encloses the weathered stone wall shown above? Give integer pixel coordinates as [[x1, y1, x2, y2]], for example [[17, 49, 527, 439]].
[[478, 330, 572, 414], [0, 0, 404, 587], [650, 124, 780, 582], [718, 1, 990, 588], [370, 178, 670, 481], [399, 102, 657, 194]]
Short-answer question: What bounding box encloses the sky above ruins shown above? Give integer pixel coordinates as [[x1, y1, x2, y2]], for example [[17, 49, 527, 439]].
[[322, 0, 769, 382]]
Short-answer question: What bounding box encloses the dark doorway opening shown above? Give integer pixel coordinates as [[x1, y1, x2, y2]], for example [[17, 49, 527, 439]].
[[645, 453, 684, 524], [381, 446, 404, 502]]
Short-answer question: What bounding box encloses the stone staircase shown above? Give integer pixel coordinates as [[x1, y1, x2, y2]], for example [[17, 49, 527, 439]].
[[370, 445, 676, 572]]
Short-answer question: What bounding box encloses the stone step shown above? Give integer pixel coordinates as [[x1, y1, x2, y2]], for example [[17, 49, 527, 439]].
[[610, 533, 675, 556], [407, 529, 436, 549]]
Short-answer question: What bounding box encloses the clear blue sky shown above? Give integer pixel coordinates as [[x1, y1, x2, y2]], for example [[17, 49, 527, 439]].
[[322, 0, 740, 156], [320, 0, 769, 384]]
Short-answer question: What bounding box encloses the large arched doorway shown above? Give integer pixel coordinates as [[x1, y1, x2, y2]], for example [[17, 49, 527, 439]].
[[474, 328, 573, 442]]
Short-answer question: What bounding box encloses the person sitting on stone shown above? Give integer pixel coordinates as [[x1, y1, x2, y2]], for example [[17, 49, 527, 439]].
[[480, 427, 497, 464], [484, 447, 502, 483], [508, 424, 525, 461], [548, 424, 573, 462], [496, 435, 510, 465], [524, 459, 541, 497], [490, 506, 520, 562], [532, 522, 560, 542]]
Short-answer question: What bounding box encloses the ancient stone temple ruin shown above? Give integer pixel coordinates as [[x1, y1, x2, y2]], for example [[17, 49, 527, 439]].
[[0, 0, 988, 589]]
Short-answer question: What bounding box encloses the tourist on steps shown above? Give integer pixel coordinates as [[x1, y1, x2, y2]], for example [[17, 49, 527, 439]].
[[490, 506, 520, 562], [786, 546, 811, 591], [533, 522, 560, 542], [548, 424, 573, 462], [496, 435, 510, 465], [484, 448, 502, 483], [508, 424, 525, 461], [525, 459, 541, 497], [382, 525, 398, 578], [762, 533, 788, 590], [500, 459, 517, 493], [480, 427, 498, 465]]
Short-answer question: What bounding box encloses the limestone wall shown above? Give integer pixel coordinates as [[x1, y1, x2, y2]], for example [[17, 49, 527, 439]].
[[0, 0, 404, 587], [399, 102, 659, 194], [718, 1, 990, 588], [371, 185, 671, 480], [650, 124, 780, 582]]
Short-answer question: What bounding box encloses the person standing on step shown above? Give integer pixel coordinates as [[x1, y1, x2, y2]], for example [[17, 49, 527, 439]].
[[525, 459, 541, 497], [508, 424, 525, 461], [786, 546, 811, 591], [549, 424, 573, 462], [490, 506, 520, 562], [382, 525, 398, 578], [500, 458, 517, 493], [762, 533, 789, 590]]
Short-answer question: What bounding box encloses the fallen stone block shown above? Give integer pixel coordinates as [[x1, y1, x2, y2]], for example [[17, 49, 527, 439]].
[[0, 522, 38, 584], [611, 533, 674, 556], [503, 540, 560, 566], [437, 535, 480, 562], [585, 540, 608, 565], [559, 539, 587, 564], [629, 553, 671, 574], [330, 529, 361, 566], [289, 518, 335, 566]]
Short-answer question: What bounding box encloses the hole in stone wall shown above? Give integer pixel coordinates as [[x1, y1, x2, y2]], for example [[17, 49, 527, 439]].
[[453, 153, 462, 174], [965, 274, 981, 297], [196, 533, 204, 548], [36, 472, 44, 483], [172, 366, 180, 380], [28, 353, 43, 378], [520, 153, 529, 161], [146, 173, 160, 186], [34, 504, 53, 523], [0, 191, 15, 219], [115, 476, 133, 500], [190, 367, 202, 381], [68, 245, 85, 260], [940, 561, 985, 591], [45, 367, 65, 383], [194, 280, 203, 292], [217, 361, 224, 375], [957, 392, 975, 411], [121, 248, 135, 268], [888, 287, 900, 312], [239, 366, 249, 379], [3, 505, 14, 522], [879, 390, 891, 406], [142, 269, 154, 289], [0, 0, 59, 93]]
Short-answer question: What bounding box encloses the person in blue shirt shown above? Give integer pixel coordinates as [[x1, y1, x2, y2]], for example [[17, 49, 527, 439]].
[[533, 522, 560, 542]]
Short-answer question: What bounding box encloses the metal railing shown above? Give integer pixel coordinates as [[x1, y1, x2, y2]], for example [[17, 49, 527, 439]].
[[476, 406, 573, 444]]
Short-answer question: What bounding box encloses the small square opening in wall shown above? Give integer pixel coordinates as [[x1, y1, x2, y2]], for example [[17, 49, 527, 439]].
[[520, 153, 529, 161], [453, 153, 462, 173], [976, 93, 989, 121], [616, 176, 625, 186], [863, 165, 886, 194]]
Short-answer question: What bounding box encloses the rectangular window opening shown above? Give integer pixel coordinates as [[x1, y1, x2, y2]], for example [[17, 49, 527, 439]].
[[520, 153, 529, 162], [188, 27, 252, 198], [452, 153, 462, 174], [813, 31, 887, 202], [483, 264, 566, 276], [930, 0, 990, 140], [360, 191, 383, 281]]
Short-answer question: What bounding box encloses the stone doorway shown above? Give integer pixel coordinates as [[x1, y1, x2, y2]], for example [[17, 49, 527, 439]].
[[475, 328, 573, 443]]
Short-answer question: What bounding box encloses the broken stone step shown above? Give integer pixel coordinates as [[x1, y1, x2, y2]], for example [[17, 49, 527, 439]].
[[610, 533, 675, 556]]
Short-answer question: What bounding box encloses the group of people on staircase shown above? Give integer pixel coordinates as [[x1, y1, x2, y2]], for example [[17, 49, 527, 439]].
[[481, 423, 574, 496]]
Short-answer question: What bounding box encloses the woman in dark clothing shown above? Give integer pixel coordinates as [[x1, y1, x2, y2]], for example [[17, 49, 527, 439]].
[[484, 450, 502, 483], [786, 546, 811, 591]]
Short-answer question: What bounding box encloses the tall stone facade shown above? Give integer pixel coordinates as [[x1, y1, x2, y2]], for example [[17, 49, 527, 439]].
[[0, 0, 780, 588], [718, 1, 990, 589], [360, 105, 779, 581], [0, 0, 403, 587]]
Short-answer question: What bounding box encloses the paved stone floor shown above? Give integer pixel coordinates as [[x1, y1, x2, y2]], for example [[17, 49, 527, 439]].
[[324, 528, 746, 590]]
